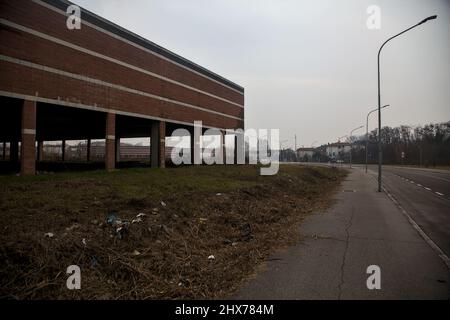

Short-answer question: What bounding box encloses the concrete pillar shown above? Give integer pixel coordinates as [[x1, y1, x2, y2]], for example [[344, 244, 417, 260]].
[[2, 142, 5, 161], [115, 137, 121, 163], [21, 100, 36, 175], [220, 130, 226, 164], [86, 139, 91, 162], [37, 141, 43, 161], [61, 140, 66, 162], [151, 121, 166, 168], [105, 113, 116, 171]]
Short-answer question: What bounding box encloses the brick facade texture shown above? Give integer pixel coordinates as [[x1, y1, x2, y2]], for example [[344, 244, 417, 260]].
[[0, 0, 245, 130]]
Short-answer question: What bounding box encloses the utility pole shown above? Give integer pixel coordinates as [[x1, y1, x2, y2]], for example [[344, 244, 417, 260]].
[[376, 15, 437, 192]]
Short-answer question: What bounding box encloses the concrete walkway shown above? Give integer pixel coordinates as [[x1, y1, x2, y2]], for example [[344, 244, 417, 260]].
[[236, 169, 449, 299]]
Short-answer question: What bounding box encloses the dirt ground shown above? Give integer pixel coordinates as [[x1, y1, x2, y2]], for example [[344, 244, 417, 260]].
[[0, 164, 346, 299]]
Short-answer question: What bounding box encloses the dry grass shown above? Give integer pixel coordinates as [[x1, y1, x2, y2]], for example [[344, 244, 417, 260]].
[[0, 164, 346, 299]]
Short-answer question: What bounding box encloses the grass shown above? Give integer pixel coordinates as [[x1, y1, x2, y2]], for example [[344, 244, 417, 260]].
[[0, 164, 346, 299]]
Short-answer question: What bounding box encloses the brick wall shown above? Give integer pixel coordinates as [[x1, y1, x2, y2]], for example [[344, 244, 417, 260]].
[[0, 0, 244, 130]]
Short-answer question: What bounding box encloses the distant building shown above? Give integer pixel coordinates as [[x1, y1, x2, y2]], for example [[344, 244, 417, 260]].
[[296, 147, 316, 161], [326, 142, 351, 160]]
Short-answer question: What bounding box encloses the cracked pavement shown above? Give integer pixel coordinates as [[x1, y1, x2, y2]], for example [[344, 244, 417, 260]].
[[235, 169, 449, 299]]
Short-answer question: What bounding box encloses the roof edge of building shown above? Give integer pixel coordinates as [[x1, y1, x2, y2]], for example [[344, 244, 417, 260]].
[[41, 0, 245, 93]]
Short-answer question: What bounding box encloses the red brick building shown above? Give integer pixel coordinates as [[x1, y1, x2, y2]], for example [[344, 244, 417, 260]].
[[0, 0, 244, 174]]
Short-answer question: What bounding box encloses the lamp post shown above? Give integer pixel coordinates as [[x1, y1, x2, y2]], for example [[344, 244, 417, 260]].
[[377, 15, 437, 192], [349, 125, 364, 168], [366, 105, 390, 173]]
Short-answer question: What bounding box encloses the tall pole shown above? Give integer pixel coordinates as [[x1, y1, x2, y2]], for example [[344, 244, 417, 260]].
[[366, 105, 389, 173], [366, 111, 371, 173], [376, 15, 437, 192]]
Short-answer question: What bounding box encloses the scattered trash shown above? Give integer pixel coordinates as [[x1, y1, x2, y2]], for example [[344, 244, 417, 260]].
[[178, 282, 183, 287], [82, 238, 87, 246], [232, 242, 239, 247], [132, 212, 147, 224], [106, 212, 118, 225], [152, 208, 159, 214], [116, 224, 129, 239], [44, 232, 54, 238], [208, 255, 215, 260], [199, 218, 208, 223], [161, 201, 167, 207], [131, 250, 141, 256], [216, 193, 222, 196], [132, 217, 142, 224], [65, 224, 79, 232]]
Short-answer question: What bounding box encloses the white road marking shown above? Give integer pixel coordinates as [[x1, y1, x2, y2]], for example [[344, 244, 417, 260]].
[[435, 192, 444, 196], [417, 184, 423, 187], [425, 187, 432, 191], [383, 186, 450, 269]]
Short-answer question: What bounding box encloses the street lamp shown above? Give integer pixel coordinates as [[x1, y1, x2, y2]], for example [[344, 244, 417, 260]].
[[349, 125, 364, 168], [377, 15, 437, 192], [366, 104, 390, 173]]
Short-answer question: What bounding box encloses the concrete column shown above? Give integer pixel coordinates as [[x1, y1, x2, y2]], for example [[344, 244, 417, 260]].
[[37, 141, 43, 161], [115, 137, 121, 163], [220, 130, 226, 164], [61, 140, 66, 161], [151, 121, 166, 168], [105, 113, 116, 171], [86, 139, 91, 162], [21, 100, 36, 175]]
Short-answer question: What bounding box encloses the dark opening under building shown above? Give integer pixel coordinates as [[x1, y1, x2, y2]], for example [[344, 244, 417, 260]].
[[0, 0, 245, 174]]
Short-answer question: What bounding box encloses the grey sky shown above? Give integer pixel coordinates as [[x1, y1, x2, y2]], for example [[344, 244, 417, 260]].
[[73, 0, 449, 148]]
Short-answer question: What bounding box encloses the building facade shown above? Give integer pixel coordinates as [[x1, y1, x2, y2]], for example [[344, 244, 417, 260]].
[[296, 147, 315, 161], [0, 0, 244, 174], [326, 142, 351, 160]]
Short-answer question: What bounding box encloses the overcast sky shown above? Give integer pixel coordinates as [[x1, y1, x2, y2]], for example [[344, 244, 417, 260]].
[[74, 0, 449, 148]]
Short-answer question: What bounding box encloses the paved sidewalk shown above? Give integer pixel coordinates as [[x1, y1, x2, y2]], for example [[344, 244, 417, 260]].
[[236, 169, 449, 299]]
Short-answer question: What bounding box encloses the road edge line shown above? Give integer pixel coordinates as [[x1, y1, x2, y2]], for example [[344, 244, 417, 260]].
[[382, 185, 450, 269]]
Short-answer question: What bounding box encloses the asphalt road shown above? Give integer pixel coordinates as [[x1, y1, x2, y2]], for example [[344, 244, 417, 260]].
[[361, 165, 450, 258], [236, 165, 449, 299]]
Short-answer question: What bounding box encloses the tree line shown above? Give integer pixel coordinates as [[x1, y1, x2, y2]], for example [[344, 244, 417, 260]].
[[351, 121, 450, 166]]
